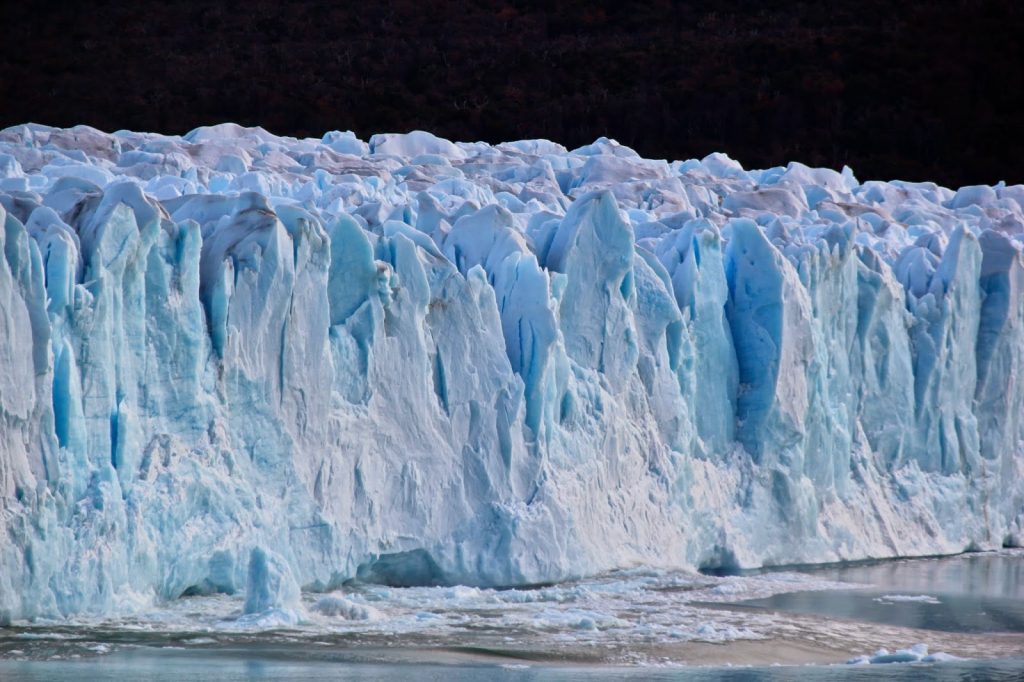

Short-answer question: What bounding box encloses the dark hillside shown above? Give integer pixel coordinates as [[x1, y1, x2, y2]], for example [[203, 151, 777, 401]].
[[1, 0, 1021, 187]]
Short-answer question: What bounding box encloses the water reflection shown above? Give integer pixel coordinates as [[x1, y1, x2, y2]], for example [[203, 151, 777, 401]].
[[3, 652, 1024, 681], [802, 553, 1024, 600], [736, 552, 1024, 633]]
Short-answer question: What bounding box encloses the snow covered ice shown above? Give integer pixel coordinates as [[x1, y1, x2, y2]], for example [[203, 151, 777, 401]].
[[0, 122, 1023, 622]]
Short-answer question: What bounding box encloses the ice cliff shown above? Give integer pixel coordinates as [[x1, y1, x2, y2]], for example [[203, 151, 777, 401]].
[[0, 123, 1022, 622]]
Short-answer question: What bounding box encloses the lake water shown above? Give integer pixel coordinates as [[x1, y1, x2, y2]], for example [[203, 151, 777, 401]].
[[726, 551, 1024, 633], [3, 651, 1024, 681], [1, 550, 1022, 680]]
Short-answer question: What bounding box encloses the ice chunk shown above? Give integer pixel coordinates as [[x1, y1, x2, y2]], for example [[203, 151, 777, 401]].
[[848, 643, 965, 665], [369, 131, 467, 160], [242, 548, 304, 624], [311, 595, 379, 620]]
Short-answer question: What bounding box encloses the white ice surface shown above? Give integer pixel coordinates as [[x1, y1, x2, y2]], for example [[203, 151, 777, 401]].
[[1, 123, 1023, 622], [847, 643, 965, 665], [874, 594, 941, 605]]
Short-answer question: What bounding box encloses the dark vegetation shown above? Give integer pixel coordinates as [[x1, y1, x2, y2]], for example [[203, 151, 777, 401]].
[[1, 0, 1021, 187]]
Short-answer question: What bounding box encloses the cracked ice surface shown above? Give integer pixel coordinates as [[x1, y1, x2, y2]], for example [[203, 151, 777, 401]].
[[0, 123, 1022, 621]]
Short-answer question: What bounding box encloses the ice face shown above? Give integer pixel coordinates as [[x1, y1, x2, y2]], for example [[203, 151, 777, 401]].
[[0, 123, 1022, 621]]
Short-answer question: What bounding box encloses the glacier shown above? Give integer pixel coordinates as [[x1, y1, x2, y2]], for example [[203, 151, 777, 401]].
[[0, 122, 1022, 623]]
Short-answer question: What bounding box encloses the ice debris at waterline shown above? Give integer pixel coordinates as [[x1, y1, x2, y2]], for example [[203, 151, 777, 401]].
[[0, 123, 1022, 623], [847, 644, 964, 665]]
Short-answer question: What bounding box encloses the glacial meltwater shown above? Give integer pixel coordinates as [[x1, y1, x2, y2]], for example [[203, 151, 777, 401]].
[[724, 549, 1024, 634], [1, 550, 1022, 680]]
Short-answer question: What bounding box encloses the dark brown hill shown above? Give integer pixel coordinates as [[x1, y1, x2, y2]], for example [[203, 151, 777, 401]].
[[1, 0, 1021, 187]]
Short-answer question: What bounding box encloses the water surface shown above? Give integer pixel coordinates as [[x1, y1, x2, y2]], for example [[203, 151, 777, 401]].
[[729, 551, 1024, 633]]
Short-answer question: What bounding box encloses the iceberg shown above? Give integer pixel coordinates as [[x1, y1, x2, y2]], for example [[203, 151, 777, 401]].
[[0, 123, 1022, 622]]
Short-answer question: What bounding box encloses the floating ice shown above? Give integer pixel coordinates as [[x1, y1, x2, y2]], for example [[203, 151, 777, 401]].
[[847, 644, 965, 665], [874, 594, 942, 604], [312, 595, 379, 621], [0, 123, 1023, 621]]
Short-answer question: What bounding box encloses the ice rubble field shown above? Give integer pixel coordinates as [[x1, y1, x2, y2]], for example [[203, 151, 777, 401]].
[[0, 122, 1023, 622]]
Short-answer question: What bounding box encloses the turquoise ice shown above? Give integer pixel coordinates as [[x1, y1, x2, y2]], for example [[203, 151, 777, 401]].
[[0, 124, 1022, 622]]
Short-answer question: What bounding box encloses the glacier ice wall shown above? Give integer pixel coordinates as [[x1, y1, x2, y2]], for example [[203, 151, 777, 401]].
[[0, 123, 1022, 621]]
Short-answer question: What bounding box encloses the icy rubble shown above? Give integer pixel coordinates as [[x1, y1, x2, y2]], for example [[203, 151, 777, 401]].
[[847, 643, 964, 665], [0, 122, 1022, 621]]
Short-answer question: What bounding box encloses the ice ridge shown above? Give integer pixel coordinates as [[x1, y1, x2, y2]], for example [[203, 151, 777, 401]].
[[0, 123, 1022, 621]]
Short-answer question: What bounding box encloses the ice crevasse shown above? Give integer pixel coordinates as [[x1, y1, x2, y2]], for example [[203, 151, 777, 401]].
[[0, 123, 1022, 622]]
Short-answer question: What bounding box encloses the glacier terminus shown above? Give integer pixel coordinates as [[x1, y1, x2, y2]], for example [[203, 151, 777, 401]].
[[0, 123, 1022, 624]]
